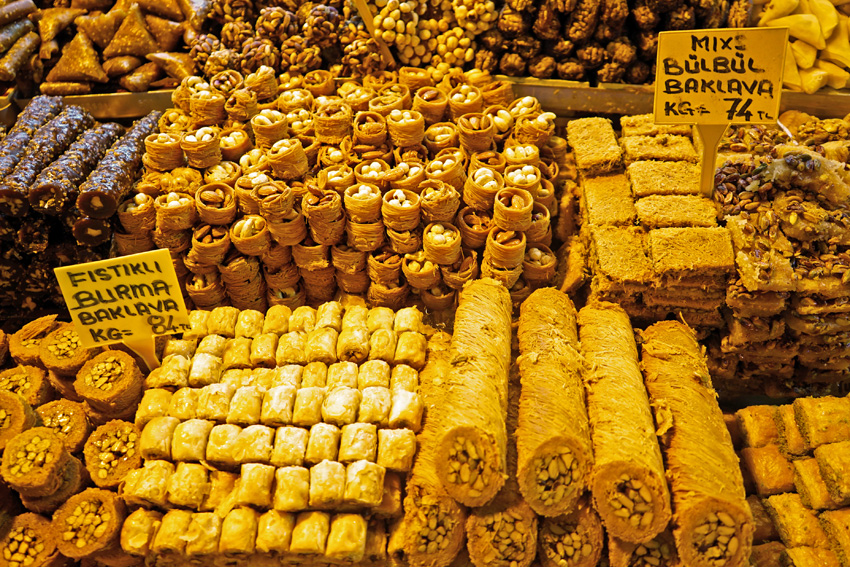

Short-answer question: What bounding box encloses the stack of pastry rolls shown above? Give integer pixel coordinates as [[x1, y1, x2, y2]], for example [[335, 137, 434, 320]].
[[120, 300, 427, 564]]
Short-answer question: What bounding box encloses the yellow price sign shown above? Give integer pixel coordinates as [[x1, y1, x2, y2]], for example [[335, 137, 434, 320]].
[[54, 249, 190, 369], [653, 28, 787, 196], [654, 27, 788, 125]]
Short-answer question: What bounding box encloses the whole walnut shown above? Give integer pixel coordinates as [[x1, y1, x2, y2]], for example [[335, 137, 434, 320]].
[[566, 0, 601, 43], [257, 7, 299, 43], [576, 42, 608, 69], [499, 52, 527, 76], [240, 38, 280, 74], [189, 33, 221, 68], [727, 0, 752, 27], [557, 59, 585, 80], [302, 4, 341, 48], [479, 28, 506, 52], [475, 49, 499, 73], [508, 0, 535, 10], [342, 37, 383, 77], [528, 55, 556, 79], [665, 4, 696, 29], [606, 38, 636, 66], [631, 3, 660, 30], [211, 0, 254, 24], [596, 61, 625, 82], [635, 30, 659, 61], [625, 60, 651, 84], [498, 5, 530, 37], [204, 49, 237, 77], [548, 38, 575, 60], [512, 34, 541, 59], [280, 35, 323, 75], [533, 0, 562, 41], [594, 0, 628, 42], [221, 20, 254, 49]]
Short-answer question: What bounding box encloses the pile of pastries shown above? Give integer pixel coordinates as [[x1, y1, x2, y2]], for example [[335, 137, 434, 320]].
[[0, 96, 158, 317], [26, 0, 205, 96], [731, 396, 850, 566], [114, 66, 572, 313], [0, 282, 762, 567]]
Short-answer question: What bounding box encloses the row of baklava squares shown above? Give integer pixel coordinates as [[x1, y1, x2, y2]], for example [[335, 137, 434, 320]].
[[122, 449, 405, 515], [138, 360, 423, 432], [121, 506, 389, 563], [135, 414, 415, 471], [165, 304, 429, 373]]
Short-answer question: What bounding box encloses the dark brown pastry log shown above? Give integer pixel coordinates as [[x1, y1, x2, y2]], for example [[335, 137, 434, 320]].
[[77, 110, 161, 219], [0, 32, 39, 82], [0, 105, 94, 217], [29, 122, 124, 215]]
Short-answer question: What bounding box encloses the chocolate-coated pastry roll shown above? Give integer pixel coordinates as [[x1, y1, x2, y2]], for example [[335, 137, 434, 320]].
[[0, 105, 94, 217], [29, 123, 124, 215], [77, 110, 161, 219], [0, 96, 62, 178], [72, 215, 112, 246], [0, 31, 38, 82]]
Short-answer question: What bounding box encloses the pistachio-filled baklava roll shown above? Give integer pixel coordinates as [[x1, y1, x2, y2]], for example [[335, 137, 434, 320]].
[[322, 388, 362, 427], [183, 512, 223, 556], [232, 424, 274, 464], [640, 321, 753, 567], [207, 305, 240, 337], [433, 279, 511, 507], [306, 327, 339, 364], [403, 333, 467, 567], [261, 385, 297, 427], [52, 488, 127, 560], [516, 288, 592, 518], [276, 331, 308, 366], [0, 390, 36, 451], [234, 463, 275, 509], [608, 530, 679, 567], [145, 353, 191, 389], [1, 427, 69, 497], [538, 497, 605, 567], [309, 460, 346, 509], [222, 337, 252, 371], [290, 511, 331, 556], [196, 383, 236, 422], [578, 302, 672, 542], [205, 424, 242, 468], [306, 423, 342, 464], [227, 386, 264, 426], [255, 510, 295, 554], [120, 508, 162, 557], [35, 398, 89, 453], [360, 387, 392, 427], [74, 350, 143, 413], [10, 314, 59, 366], [344, 460, 386, 507], [83, 419, 142, 488], [38, 322, 98, 378], [0, 513, 64, 567]]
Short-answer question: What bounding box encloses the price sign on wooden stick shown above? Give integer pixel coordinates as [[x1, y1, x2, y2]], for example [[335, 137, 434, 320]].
[[54, 249, 191, 370], [654, 28, 788, 196]]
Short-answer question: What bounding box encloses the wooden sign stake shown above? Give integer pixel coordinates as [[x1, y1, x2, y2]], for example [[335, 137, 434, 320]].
[[123, 336, 160, 371], [352, 0, 396, 69], [695, 123, 728, 197]]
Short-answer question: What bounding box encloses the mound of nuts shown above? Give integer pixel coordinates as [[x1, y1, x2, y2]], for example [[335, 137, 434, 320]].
[[60, 500, 109, 548], [184, 127, 217, 144], [88, 424, 138, 481], [233, 216, 267, 238], [526, 247, 553, 266], [45, 329, 81, 359], [123, 193, 152, 213], [84, 356, 125, 392], [533, 447, 578, 506]]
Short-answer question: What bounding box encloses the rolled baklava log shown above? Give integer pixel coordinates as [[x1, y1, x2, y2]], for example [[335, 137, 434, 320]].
[[83, 420, 141, 488], [35, 398, 90, 453], [120, 508, 162, 557], [466, 362, 538, 567], [38, 322, 98, 379], [608, 530, 679, 567], [0, 389, 36, 450], [0, 96, 63, 177], [52, 488, 126, 560], [402, 333, 467, 567], [537, 497, 605, 567], [434, 279, 511, 507], [0, 105, 94, 217], [578, 302, 672, 543], [29, 122, 123, 215], [640, 321, 753, 567], [77, 110, 160, 219], [1, 427, 69, 497], [516, 289, 592, 518], [74, 350, 143, 414], [0, 365, 51, 407], [0, 513, 65, 567]]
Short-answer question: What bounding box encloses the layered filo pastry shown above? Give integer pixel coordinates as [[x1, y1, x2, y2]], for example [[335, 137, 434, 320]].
[[145, 354, 190, 388], [166, 462, 210, 510], [327, 361, 359, 390], [260, 385, 297, 427], [234, 309, 265, 338], [188, 352, 222, 387], [196, 383, 236, 422], [276, 331, 308, 366], [306, 423, 341, 464], [167, 387, 199, 420], [206, 306, 240, 338], [274, 466, 310, 511], [171, 419, 214, 462], [322, 387, 362, 426], [222, 337, 252, 371], [226, 386, 265, 426], [271, 426, 309, 467]]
